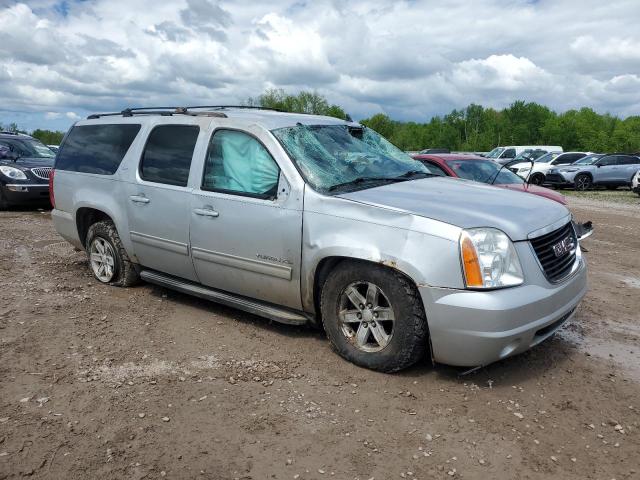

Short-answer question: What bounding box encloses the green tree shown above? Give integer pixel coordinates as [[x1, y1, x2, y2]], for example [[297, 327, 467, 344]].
[[248, 88, 347, 119]]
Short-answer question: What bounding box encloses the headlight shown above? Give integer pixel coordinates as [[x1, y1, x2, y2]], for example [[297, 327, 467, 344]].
[[560, 168, 579, 173], [518, 167, 531, 173], [460, 228, 524, 289], [0, 165, 28, 180]]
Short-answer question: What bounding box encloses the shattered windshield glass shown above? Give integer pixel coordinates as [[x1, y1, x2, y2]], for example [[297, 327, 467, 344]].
[[271, 124, 435, 192]]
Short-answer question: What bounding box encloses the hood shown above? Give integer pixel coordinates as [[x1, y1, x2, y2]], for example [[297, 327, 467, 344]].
[[337, 177, 570, 241], [497, 183, 567, 205]]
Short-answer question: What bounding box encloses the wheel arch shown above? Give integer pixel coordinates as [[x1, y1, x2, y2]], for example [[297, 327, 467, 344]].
[[75, 207, 113, 248]]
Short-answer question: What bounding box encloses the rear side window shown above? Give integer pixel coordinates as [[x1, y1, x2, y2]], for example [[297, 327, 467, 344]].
[[56, 124, 141, 174], [619, 156, 640, 165], [139, 125, 200, 187], [501, 148, 516, 158]]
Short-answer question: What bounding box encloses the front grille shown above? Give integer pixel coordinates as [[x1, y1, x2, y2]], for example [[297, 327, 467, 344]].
[[530, 222, 577, 283], [30, 167, 52, 180], [544, 173, 565, 184]]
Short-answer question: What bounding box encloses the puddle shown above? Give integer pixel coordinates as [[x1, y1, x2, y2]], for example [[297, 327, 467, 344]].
[[559, 328, 640, 383]]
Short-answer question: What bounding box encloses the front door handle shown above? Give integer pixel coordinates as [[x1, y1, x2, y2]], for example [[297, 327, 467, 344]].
[[193, 208, 219, 218], [130, 195, 150, 204]]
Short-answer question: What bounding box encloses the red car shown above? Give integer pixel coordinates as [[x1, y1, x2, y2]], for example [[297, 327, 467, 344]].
[[413, 153, 567, 205]]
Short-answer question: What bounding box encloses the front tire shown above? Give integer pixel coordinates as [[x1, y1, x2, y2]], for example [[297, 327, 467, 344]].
[[320, 261, 428, 372], [85, 220, 139, 287], [574, 173, 592, 191], [529, 173, 545, 185]]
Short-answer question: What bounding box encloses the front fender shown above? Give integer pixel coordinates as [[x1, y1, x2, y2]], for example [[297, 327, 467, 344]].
[[300, 191, 465, 313]]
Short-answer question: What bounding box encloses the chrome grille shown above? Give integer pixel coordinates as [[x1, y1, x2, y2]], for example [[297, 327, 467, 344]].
[[31, 167, 52, 180], [530, 222, 577, 283]]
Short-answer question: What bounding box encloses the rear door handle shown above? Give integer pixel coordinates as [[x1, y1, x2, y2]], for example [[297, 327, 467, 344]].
[[193, 208, 219, 218], [130, 195, 150, 204]]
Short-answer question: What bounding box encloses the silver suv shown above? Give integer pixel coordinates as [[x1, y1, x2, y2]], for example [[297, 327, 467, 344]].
[[51, 107, 587, 372]]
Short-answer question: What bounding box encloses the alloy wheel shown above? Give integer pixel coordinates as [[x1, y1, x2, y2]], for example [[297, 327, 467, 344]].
[[89, 237, 116, 283], [338, 281, 395, 352]]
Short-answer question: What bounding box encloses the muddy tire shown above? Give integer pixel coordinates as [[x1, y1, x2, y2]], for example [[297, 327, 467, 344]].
[[574, 173, 592, 191], [529, 173, 545, 185], [85, 220, 139, 287], [320, 261, 428, 372]]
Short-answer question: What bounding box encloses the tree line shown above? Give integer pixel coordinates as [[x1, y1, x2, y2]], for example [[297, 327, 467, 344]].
[[3, 91, 640, 153]]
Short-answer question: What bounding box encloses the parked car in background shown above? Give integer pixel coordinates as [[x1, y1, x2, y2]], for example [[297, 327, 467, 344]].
[[0, 131, 55, 210], [486, 145, 563, 164], [413, 153, 567, 205], [48, 145, 60, 153], [545, 153, 640, 190], [632, 169, 640, 196], [50, 106, 587, 371], [419, 148, 450, 154], [510, 152, 589, 184]]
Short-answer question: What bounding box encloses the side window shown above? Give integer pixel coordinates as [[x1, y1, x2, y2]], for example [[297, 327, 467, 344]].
[[597, 155, 617, 167], [619, 156, 639, 165], [202, 129, 280, 199], [502, 148, 516, 159], [555, 154, 580, 165], [139, 125, 200, 187], [56, 124, 141, 175], [424, 161, 448, 176]]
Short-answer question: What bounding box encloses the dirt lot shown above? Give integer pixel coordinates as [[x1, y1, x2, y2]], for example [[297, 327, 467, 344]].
[[1, 197, 639, 480]]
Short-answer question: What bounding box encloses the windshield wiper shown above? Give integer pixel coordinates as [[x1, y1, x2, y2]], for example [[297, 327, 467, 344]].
[[393, 170, 436, 180], [328, 171, 435, 192], [328, 176, 398, 192]]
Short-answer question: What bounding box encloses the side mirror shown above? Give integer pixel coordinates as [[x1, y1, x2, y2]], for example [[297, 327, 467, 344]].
[[596, 164, 601, 168]]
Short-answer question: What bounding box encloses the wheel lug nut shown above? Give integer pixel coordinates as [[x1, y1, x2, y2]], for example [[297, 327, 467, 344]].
[[374, 312, 378, 318], [359, 304, 364, 310], [366, 303, 372, 309], [356, 313, 362, 319]]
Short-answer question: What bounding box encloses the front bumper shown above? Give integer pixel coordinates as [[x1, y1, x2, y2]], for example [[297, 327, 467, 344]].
[[543, 172, 574, 186], [1, 183, 50, 204], [419, 257, 587, 367]]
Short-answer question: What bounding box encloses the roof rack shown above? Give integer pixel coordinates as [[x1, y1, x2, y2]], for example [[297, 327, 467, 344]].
[[0, 131, 29, 136], [87, 105, 283, 120]]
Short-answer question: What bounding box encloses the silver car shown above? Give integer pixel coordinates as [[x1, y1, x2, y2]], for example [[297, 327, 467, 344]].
[[546, 153, 640, 190], [50, 107, 587, 371]]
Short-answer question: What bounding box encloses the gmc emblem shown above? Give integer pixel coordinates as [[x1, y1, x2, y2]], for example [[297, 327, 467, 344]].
[[552, 236, 574, 257]]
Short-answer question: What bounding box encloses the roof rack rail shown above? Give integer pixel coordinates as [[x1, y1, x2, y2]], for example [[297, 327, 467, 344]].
[[0, 130, 27, 136], [87, 105, 284, 120]]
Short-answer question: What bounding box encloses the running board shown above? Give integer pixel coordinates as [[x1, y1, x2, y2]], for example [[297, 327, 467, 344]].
[[140, 270, 310, 326]]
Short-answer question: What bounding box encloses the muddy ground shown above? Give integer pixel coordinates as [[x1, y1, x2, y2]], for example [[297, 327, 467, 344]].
[[0, 197, 638, 480]]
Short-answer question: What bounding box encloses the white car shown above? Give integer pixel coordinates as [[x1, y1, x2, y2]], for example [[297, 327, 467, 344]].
[[632, 169, 640, 196], [510, 152, 591, 185], [486, 145, 563, 164]]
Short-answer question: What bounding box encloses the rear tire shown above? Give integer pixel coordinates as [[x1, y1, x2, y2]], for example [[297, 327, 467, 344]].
[[529, 173, 545, 185], [320, 261, 428, 372], [574, 173, 592, 191], [85, 220, 139, 287]]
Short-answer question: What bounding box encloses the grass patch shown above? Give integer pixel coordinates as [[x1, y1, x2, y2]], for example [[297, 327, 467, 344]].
[[562, 188, 640, 205]]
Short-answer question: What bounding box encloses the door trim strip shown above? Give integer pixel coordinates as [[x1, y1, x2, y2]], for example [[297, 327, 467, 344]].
[[191, 247, 292, 280], [130, 231, 189, 256]]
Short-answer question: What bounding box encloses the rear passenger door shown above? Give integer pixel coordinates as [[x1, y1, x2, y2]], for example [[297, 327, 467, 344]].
[[125, 124, 201, 281], [593, 155, 620, 184], [189, 128, 303, 309]]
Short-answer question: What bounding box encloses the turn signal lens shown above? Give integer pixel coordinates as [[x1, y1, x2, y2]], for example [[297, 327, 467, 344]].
[[460, 234, 483, 287]]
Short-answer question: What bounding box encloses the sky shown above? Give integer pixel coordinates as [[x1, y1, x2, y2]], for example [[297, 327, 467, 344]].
[[1, 0, 639, 132]]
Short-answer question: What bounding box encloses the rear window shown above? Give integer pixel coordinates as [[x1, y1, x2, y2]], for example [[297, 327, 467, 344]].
[[56, 124, 141, 175]]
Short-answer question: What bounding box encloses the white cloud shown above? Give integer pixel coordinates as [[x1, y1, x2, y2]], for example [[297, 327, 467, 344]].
[[0, 0, 639, 131]]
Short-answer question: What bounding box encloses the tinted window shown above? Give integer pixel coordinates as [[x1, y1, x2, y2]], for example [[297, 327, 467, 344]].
[[554, 153, 585, 165], [424, 161, 448, 176], [56, 124, 141, 174], [140, 125, 199, 187], [501, 148, 516, 159], [203, 130, 280, 198], [597, 155, 618, 166], [0, 138, 55, 159], [618, 155, 640, 165]]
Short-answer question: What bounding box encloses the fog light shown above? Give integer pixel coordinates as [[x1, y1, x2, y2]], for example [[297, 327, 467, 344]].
[[7, 185, 29, 192]]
